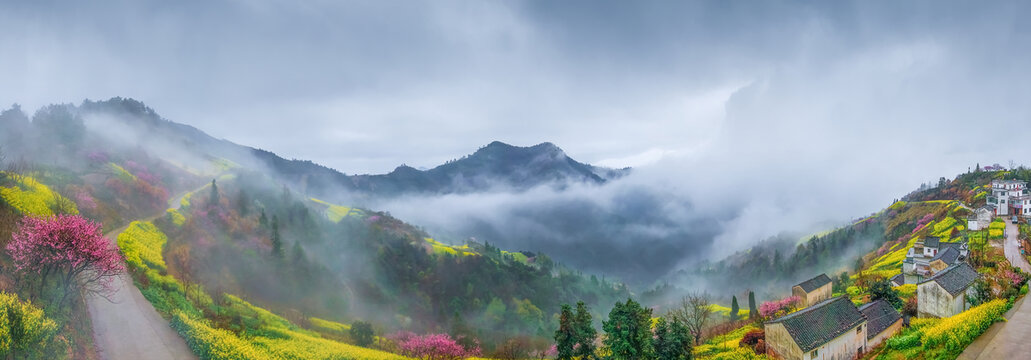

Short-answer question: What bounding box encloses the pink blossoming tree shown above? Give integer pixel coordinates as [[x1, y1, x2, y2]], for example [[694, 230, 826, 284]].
[[758, 296, 800, 320], [388, 332, 481, 360], [6, 215, 124, 304]]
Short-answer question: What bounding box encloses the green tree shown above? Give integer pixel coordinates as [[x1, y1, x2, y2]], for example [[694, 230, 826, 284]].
[[485, 297, 507, 325], [653, 316, 692, 360], [573, 301, 596, 359], [748, 291, 757, 320], [271, 215, 283, 258], [350, 321, 374, 347], [730, 296, 740, 321], [209, 179, 219, 206], [602, 298, 653, 359], [554, 304, 576, 360], [870, 278, 903, 309]]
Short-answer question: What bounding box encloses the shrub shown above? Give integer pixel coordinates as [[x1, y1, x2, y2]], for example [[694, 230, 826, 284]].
[[738, 329, 764, 348], [922, 299, 1009, 351], [351, 321, 375, 347], [887, 333, 921, 350], [0, 292, 59, 358]]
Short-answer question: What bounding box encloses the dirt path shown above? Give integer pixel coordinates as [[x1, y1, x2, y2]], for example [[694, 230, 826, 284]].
[[84, 190, 199, 360], [958, 221, 1031, 359]]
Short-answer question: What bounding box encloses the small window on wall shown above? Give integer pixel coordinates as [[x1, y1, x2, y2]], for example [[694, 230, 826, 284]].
[[812, 349, 818, 358], [857, 325, 862, 333]]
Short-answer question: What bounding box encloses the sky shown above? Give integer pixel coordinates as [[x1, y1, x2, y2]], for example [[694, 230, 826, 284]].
[[3, 1, 1031, 277]]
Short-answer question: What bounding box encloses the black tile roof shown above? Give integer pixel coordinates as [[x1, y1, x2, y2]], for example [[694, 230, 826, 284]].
[[767, 296, 866, 352], [921, 263, 979, 296], [859, 300, 901, 340], [930, 247, 961, 266], [795, 273, 832, 293], [924, 237, 941, 248], [890, 273, 905, 285]]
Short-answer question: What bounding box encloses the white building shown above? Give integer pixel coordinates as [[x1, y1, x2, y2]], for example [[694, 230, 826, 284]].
[[987, 179, 1030, 217], [917, 263, 979, 318], [765, 297, 868, 360], [902, 237, 967, 285], [967, 206, 993, 231]]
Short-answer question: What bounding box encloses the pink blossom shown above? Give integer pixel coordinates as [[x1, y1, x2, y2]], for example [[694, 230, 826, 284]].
[[74, 189, 98, 211], [6, 215, 124, 299], [759, 296, 800, 319], [388, 332, 480, 360]]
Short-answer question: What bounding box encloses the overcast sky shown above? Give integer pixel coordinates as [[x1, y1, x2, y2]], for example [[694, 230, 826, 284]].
[[2, 1, 1030, 233]]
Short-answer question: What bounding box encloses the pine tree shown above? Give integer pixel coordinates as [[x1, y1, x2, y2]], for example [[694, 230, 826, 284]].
[[574, 301, 596, 359], [602, 299, 654, 359], [748, 291, 757, 320], [209, 179, 219, 206], [271, 215, 283, 258], [730, 296, 740, 321], [653, 317, 691, 360], [259, 209, 268, 228], [554, 304, 576, 360]]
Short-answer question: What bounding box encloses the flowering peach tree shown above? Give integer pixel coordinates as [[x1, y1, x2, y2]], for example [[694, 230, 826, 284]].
[[388, 332, 481, 360], [6, 215, 123, 304]]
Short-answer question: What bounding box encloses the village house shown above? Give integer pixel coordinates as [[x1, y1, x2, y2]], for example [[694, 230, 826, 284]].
[[765, 296, 867, 360], [792, 274, 832, 308], [917, 262, 980, 318], [901, 237, 968, 285], [858, 300, 903, 349], [986, 179, 1031, 217], [966, 206, 993, 231]]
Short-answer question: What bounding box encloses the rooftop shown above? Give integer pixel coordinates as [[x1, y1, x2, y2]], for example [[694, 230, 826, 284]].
[[921, 263, 979, 296], [795, 273, 832, 293], [930, 247, 961, 266], [924, 237, 941, 248], [859, 300, 902, 340], [767, 296, 866, 352]]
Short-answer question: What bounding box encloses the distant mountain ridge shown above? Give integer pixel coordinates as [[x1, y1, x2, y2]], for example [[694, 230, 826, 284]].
[[79, 97, 627, 197], [346, 141, 628, 195]]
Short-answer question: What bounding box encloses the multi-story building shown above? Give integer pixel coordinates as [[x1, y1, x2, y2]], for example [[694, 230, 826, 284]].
[[901, 237, 967, 285], [986, 179, 1030, 217]]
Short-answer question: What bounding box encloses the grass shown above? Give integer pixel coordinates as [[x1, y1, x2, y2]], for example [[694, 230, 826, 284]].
[[693, 324, 768, 360], [708, 304, 750, 319], [425, 238, 478, 257], [875, 299, 1010, 360], [310, 198, 365, 222], [0, 172, 78, 216]]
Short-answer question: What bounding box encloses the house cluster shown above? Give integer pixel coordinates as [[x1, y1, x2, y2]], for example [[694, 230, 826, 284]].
[[986, 179, 1031, 217], [765, 274, 903, 360], [765, 262, 980, 359], [898, 236, 968, 285]]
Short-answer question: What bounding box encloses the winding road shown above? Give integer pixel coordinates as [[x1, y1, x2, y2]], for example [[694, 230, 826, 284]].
[[84, 191, 199, 360], [959, 221, 1031, 360]]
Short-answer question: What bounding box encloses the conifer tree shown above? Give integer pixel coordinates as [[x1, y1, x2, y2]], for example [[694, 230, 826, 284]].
[[574, 301, 596, 359], [602, 298, 654, 359], [748, 291, 757, 320], [209, 179, 219, 205], [554, 304, 576, 360], [730, 295, 740, 321], [271, 215, 283, 258]]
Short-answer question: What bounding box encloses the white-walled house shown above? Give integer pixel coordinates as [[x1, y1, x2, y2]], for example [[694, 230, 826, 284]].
[[792, 274, 833, 308], [987, 179, 1030, 217], [967, 206, 993, 231], [902, 237, 967, 285], [765, 297, 868, 360], [917, 263, 979, 318]]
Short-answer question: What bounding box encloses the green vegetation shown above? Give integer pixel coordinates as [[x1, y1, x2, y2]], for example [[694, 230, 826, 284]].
[[0, 172, 77, 216], [0, 292, 60, 358], [877, 299, 1010, 359]]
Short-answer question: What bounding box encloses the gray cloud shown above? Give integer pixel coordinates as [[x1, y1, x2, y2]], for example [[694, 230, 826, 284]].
[[3, 1, 1031, 285]]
